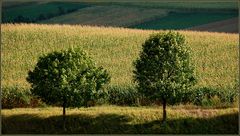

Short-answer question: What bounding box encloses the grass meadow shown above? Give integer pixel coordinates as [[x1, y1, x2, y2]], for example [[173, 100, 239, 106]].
[[2, 106, 238, 134]]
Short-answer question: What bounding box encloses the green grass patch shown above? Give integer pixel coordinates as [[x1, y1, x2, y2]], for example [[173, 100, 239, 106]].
[[131, 11, 238, 30], [2, 1, 37, 9], [4, 0, 237, 10], [2, 106, 238, 134], [105, 1, 238, 10], [2, 2, 91, 23]]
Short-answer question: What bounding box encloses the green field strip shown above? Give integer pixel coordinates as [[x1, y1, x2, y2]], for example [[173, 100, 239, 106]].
[[131, 11, 238, 30], [40, 6, 168, 26], [2, 2, 92, 22]]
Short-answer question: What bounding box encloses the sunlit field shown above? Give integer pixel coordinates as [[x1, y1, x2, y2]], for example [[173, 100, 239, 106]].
[[1, 1, 239, 134], [2, 24, 238, 90], [2, 106, 238, 134]]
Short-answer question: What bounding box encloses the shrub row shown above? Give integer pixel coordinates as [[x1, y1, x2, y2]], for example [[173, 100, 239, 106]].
[[2, 85, 238, 109], [2, 86, 44, 109], [107, 85, 143, 106], [106, 86, 238, 107], [191, 87, 238, 107]]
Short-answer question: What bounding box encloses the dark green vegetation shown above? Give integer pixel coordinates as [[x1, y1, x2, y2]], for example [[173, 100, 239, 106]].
[[2, 1, 37, 9], [132, 11, 238, 30], [2, 85, 238, 109], [2, 86, 44, 109], [109, 86, 238, 108], [2, 107, 238, 134], [2, 0, 238, 32], [133, 32, 196, 121], [2, 2, 91, 23], [27, 48, 110, 111], [105, 1, 237, 10]]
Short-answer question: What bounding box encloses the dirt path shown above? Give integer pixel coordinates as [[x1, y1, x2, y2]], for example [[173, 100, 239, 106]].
[[187, 17, 238, 33]]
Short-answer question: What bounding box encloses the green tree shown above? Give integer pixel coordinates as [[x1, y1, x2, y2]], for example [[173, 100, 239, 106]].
[[27, 48, 110, 129], [133, 31, 196, 122]]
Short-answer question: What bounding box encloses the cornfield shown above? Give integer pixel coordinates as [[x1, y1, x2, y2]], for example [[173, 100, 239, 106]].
[[2, 24, 238, 92]]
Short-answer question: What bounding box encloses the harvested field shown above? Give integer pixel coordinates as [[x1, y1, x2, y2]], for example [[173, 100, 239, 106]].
[[188, 17, 238, 33], [41, 6, 168, 27]]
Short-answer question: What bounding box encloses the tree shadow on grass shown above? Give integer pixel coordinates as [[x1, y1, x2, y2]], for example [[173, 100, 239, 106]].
[[134, 112, 238, 134], [2, 113, 134, 134], [2, 112, 238, 134]]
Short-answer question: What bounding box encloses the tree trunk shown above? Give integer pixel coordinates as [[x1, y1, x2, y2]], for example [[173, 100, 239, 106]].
[[63, 105, 66, 116], [162, 98, 167, 123], [63, 97, 66, 131]]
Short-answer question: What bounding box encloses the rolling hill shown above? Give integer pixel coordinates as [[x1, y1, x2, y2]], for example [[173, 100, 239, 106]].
[[2, 0, 238, 33], [2, 24, 238, 92]]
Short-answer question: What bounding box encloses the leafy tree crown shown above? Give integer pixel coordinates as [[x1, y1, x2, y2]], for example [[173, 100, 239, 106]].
[[133, 31, 196, 104], [27, 48, 110, 107]]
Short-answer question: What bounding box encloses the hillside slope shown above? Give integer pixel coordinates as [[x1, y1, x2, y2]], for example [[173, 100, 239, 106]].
[[41, 6, 168, 26], [2, 24, 238, 91], [3, 0, 238, 33], [188, 17, 238, 33]]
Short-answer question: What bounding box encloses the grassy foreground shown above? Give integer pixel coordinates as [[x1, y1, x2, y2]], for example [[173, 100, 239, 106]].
[[2, 106, 238, 134], [2, 24, 238, 90]]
